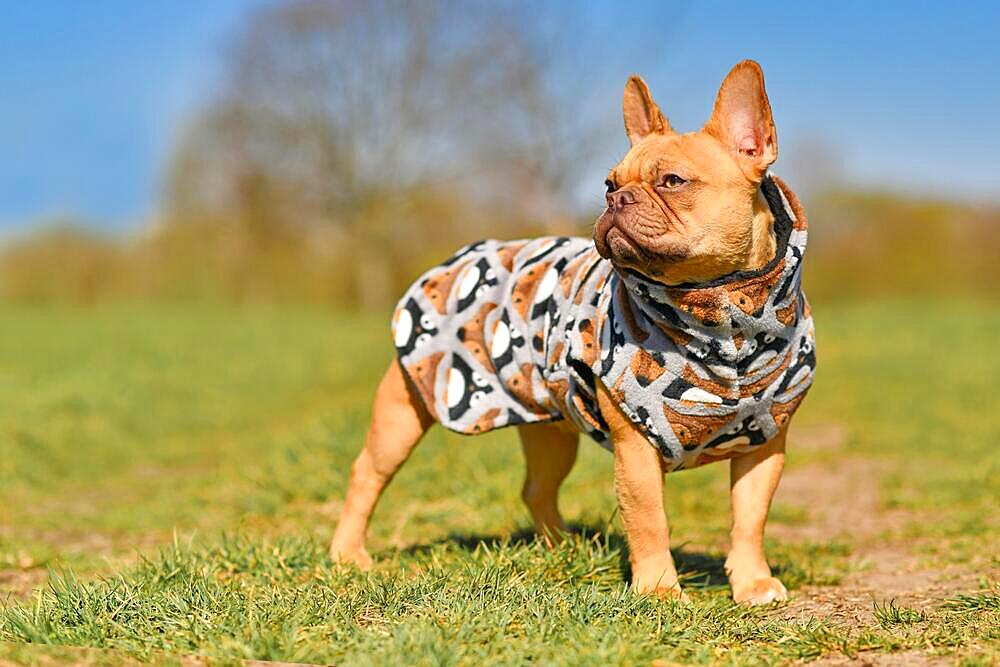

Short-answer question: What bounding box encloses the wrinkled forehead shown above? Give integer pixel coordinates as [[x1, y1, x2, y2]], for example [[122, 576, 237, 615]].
[[612, 132, 737, 183]]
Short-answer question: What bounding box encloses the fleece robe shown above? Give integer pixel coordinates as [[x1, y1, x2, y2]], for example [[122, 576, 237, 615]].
[[391, 175, 816, 471]]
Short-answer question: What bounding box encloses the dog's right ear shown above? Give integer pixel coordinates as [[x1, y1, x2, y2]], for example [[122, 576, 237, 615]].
[[623, 75, 672, 146], [704, 60, 777, 182]]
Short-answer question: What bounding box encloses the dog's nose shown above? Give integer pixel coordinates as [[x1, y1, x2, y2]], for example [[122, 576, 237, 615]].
[[606, 188, 636, 209]]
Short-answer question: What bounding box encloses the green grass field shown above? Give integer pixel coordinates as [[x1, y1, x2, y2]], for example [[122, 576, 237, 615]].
[[1, 301, 998, 665]]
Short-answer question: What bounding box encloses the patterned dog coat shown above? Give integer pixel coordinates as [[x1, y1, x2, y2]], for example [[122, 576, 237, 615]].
[[392, 175, 816, 471]]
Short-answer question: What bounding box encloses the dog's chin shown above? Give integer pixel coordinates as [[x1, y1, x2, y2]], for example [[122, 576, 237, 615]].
[[604, 228, 642, 264], [597, 227, 660, 279]]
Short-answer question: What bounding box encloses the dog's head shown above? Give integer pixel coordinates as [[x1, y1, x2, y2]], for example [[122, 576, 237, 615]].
[[594, 60, 778, 285]]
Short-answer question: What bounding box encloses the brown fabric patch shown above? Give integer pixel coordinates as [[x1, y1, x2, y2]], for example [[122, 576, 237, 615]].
[[682, 364, 738, 400], [560, 252, 589, 298], [406, 351, 444, 418], [578, 319, 599, 366], [775, 294, 799, 326], [549, 341, 565, 368], [727, 259, 785, 314], [496, 242, 527, 272], [544, 377, 570, 409], [459, 302, 497, 372], [422, 260, 470, 315], [770, 391, 806, 429], [665, 287, 726, 326], [469, 408, 501, 434], [630, 348, 667, 386], [740, 349, 793, 398], [664, 403, 732, 450], [506, 363, 549, 416], [511, 261, 550, 320]]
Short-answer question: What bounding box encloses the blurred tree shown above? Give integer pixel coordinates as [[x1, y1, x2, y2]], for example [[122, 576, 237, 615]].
[[163, 0, 583, 309]]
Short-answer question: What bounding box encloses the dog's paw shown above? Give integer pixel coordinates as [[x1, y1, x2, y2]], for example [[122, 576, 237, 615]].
[[329, 543, 373, 571], [657, 585, 691, 603], [634, 580, 689, 602], [631, 569, 690, 602], [732, 577, 788, 605]]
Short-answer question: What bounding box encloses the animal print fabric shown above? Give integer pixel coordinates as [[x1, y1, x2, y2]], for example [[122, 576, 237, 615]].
[[392, 175, 816, 471]]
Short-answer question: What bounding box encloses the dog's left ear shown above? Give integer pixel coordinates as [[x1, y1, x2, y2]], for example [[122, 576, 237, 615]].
[[704, 60, 777, 182], [623, 75, 672, 146]]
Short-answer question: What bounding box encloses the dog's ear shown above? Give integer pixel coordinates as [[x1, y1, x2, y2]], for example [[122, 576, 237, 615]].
[[704, 60, 777, 181], [623, 75, 672, 146]]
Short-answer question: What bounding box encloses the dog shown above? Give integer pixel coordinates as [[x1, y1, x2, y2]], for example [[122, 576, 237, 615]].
[[330, 60, 816, 605]]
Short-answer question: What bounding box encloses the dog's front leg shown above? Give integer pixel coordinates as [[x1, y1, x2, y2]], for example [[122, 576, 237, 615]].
[[726, 428, 789, 604], [596, 380, 685, 600]]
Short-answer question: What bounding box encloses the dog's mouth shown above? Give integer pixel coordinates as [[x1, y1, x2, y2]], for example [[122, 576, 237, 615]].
[[603, 227, 643, 263], [594, 211, 650, 268], [594, 209, 693, 281]]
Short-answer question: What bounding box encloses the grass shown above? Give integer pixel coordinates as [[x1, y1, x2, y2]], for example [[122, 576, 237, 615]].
[[0, 300, 997, 664], [873, 599, 927, 627]]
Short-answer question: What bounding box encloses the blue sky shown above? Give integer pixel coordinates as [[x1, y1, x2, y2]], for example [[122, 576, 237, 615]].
[[1, 1, 998, 232]]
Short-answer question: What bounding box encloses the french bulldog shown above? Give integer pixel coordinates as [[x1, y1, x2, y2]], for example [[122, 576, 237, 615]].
[[330, 60, 816, 605]]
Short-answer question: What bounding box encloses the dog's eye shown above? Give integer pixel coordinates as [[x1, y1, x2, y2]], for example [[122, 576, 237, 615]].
[[661, 174, 686, 188], [604, 179, 616, 193]]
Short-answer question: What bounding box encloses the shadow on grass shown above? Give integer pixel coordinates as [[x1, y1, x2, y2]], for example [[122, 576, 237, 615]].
[[395, 521, 732, 589]]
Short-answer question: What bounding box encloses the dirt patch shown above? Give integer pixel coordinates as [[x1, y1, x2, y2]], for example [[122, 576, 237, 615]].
[[0, 643, 212, 666], [0, 568, 48, 602], [793, 422, 852, 454], [774, 422, 919, 547], [773, 458, 909, 543], [773, 452, 967, 619], [772, 454, 945, 626], [0, 527, 165, 601], [804, 649, 954, 666], [768, 425, 994, 663]]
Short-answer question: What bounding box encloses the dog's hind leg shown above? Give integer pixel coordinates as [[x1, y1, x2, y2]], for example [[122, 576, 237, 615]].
[[518, 422, 578, 544], [330, 358, 433, 569]]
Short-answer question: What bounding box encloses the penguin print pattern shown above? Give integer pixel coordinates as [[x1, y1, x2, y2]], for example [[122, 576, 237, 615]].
[[392, 175, 816, 471]]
